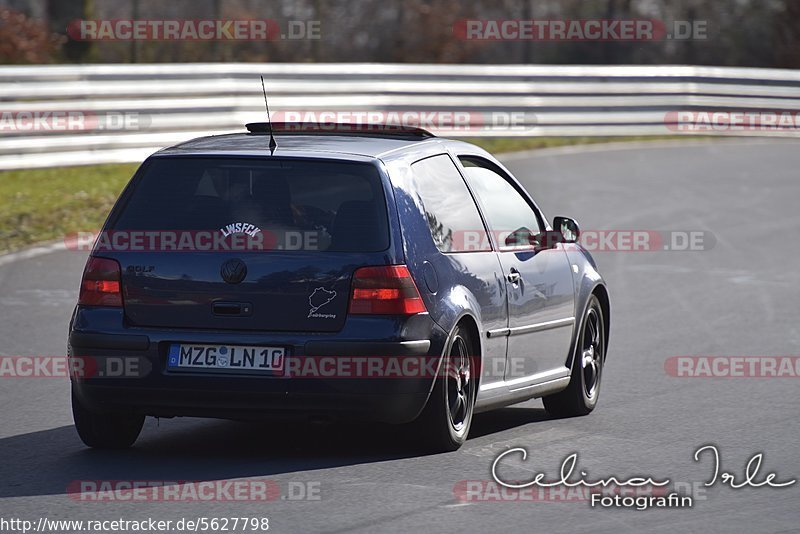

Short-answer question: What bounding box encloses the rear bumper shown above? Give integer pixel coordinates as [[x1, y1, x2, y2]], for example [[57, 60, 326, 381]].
[[68, 309, 448, 424], [71, 384, 432, 423]]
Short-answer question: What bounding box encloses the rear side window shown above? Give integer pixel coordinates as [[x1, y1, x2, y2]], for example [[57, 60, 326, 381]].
[[410, 154, 491, 252], [112, 157, 389, 252]]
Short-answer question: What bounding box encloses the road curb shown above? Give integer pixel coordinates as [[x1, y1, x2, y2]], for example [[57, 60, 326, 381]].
[[0, 240, 68, 267]]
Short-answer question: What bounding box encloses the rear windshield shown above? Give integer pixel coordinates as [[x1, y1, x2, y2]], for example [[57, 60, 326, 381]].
[[111, 157, 390, 252]]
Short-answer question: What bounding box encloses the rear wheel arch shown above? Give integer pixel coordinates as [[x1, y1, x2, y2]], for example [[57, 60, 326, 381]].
[[427, 311, 483, 395], [431, 283, 485, 368], [453, 314, 482, 389]]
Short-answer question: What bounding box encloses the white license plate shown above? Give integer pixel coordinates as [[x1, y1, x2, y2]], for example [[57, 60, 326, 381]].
[[167, 343, 284, 373]]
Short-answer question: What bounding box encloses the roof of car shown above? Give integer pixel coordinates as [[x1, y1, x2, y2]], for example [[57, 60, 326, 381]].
[[156, 131, 441, 160]]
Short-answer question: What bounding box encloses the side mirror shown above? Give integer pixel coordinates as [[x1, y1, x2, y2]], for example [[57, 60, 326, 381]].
[[553, 216, 580, 244]]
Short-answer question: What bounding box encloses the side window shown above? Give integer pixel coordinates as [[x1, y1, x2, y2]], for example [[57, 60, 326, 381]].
[[411, 154, 491, 252], [459, 156, 544, 250]]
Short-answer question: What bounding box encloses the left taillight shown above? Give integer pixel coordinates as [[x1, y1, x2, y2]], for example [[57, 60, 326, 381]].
[[78, 256, 122, 307]]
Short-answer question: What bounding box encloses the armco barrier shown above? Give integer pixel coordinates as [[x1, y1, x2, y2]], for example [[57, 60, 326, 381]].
[[1, 63, 800, 169]]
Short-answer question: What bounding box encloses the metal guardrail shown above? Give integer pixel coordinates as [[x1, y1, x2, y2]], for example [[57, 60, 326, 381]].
[[2, 63, 800, 170]]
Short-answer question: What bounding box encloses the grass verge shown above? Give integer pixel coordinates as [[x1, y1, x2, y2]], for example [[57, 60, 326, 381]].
[[0, 163, 138, 253]]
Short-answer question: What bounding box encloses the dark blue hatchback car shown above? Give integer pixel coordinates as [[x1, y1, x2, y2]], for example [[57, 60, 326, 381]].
[[69, 124, 610, 451]]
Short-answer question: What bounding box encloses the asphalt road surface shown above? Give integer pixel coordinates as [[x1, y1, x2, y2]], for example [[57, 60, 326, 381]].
[[1, 140, 799, 533]]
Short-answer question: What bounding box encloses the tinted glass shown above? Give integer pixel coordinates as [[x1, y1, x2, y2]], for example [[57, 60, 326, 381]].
[[112, 157, 389, 252], [411, 154, 490, 252], [460, 157, 543, 249]]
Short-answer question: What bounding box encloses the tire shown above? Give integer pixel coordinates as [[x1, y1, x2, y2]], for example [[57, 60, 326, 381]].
[[414, 324, 477, 452], [72, 389, 144, 449], [543, 295, 606, 417]]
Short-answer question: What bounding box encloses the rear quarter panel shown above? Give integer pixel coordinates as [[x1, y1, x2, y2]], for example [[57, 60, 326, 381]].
[[381, 144, 509, 388]]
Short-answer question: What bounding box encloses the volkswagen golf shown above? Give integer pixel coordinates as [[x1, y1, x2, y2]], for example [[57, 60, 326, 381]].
[[68, 123, 610, 451]]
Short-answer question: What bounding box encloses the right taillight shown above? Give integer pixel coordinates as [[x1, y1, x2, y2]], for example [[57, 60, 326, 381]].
[[349, 265, 427, 315], [78, 256, 122, 307]]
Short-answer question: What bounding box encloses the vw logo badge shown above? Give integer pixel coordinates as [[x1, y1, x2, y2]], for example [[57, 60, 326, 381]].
[[221, 258, 247, 284]]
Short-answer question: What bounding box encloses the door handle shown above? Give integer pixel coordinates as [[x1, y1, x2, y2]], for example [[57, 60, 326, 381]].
[[212, 301, 252, 316], [507, 268, 521, 284]]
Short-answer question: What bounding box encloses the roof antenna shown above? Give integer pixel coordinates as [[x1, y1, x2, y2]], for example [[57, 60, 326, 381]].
[[260, 75, 277, 154]]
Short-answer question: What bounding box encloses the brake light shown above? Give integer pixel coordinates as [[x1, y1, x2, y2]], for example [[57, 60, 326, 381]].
[[78, 256, 122, 307], [349, 265, 427, 315]]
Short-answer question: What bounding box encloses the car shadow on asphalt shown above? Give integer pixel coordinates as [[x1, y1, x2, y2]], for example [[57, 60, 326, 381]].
[[0, 406, 552, 499], [469, 406, 551, 439]]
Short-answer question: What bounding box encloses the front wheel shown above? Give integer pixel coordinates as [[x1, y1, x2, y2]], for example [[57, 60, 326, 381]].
[[414, 325, 477, 452], [72, 389, 144, 449], [543, 295, 606, 417]]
